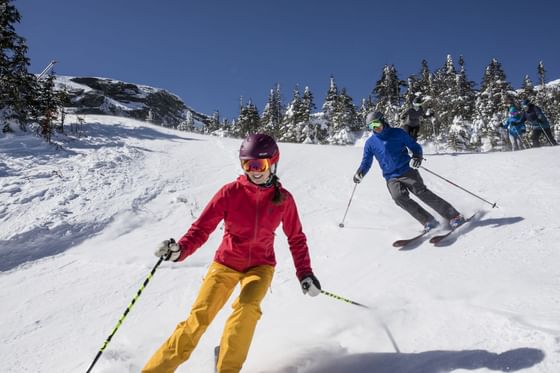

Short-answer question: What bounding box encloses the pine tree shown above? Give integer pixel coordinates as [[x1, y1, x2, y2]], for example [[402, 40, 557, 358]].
[[260, 84, 283, 138], [320, 76, 338, 143], [475, 58, 513, 139], [206, 110, 220, 133], [300, 86, 316, 143], [536, 61, 548, 107], [35, 74, 58, 142], [373, 64, 404, 116], [1, 0, 38, 132], [456, 55, 476, 121], [430, 54, 459, 139], [329, 87, 359, 144], [279, 87, 304, 142], [520, 74, 536, 103], [235, 100, 260, 137]]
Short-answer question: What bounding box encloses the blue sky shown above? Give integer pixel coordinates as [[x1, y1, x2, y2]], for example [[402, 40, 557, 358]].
[[17, 0, 560, 119]]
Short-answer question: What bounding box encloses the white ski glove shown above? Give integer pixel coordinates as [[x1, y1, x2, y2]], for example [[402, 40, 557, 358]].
[[300, 273, 321, 297], [154, 238, 181, 261]]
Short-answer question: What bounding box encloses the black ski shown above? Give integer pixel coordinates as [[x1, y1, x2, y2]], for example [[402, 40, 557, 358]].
[[392, 229, 431, 248], [429, 214, 476, 245], [214, 345, 220, 373]]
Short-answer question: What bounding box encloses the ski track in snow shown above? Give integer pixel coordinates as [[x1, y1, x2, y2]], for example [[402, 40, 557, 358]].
[[1, 115, 560, 372]]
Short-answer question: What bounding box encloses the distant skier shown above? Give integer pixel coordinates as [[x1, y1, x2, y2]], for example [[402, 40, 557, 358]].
[[400, 97, 431, 140], [142, 134, 321, 373], [520, 99, 557, 147], [353, 111, 464, 231], [502, 106, 527, 151]]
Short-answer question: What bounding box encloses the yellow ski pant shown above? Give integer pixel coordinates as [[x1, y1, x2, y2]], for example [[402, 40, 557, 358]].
[[142, 261, 274, 373]]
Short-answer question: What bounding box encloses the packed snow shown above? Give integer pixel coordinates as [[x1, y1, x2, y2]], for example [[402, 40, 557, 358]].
[[1, 115, 559, 373]]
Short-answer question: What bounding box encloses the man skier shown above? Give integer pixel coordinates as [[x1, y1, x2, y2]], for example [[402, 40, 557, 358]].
[[354, 111, 464, 231], [400, 97, 430, 140], [520, 99, 557, 147]]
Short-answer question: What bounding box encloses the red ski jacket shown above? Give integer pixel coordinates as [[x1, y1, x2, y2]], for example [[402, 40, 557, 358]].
[[177, 175, 313, 280]]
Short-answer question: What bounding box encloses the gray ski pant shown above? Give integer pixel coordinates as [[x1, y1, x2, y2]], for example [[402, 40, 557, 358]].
[[386, 169, 459, 226]]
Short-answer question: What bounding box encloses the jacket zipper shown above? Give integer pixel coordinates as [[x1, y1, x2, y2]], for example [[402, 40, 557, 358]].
[[248, 189, 261, 268]]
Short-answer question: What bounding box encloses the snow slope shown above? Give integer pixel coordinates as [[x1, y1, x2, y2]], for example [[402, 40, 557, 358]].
[[1, 116, 559, 373]]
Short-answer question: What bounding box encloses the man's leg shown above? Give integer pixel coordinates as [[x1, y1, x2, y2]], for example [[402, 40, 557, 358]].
[[217, 265, 274, 373], [400, 169, 460, 220], [387, 177, 434, 225], [411, 126, 420, 140], [531, 129, 542, 147], [142, 262, 239, 373]]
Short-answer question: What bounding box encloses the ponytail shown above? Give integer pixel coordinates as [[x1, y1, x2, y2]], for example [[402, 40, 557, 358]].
[[270, 174, 285, 205]]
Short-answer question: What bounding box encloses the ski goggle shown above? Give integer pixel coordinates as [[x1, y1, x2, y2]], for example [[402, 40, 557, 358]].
[[241, 158, 270, 173], [368, 119, 382, 130]]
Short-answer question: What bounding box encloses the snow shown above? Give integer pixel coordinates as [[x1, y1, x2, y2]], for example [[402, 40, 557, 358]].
[[1, 115, 559, 373]]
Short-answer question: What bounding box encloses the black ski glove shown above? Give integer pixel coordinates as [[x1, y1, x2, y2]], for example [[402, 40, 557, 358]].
[[411, 155, 423, 169], [353, 171, 364, 184], [300, 273, 321, 297]]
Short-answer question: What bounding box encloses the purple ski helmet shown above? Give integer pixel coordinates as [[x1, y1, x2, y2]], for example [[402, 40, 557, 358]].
[[239, 134, 280, 165]]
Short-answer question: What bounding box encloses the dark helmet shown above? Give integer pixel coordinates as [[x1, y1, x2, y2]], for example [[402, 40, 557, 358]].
[[412, 97, 423, 107], [239, 134, 280, 165], [365, 111, 384, 124]]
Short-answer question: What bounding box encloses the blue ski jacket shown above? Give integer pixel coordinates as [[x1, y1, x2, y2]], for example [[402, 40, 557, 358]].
[[357, 125, 423, 180], [503, 116, 526, 137]]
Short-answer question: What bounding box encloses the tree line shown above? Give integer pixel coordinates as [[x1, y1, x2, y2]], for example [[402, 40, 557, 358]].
[[182, 55, 559, 151]]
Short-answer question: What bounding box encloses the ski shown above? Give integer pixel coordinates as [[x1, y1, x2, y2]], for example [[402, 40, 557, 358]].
[[392, 229, 431, 248], [429, 214, 476, 245], [214, 345, 220, 373]]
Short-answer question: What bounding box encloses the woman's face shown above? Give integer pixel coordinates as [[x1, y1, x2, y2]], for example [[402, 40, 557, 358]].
[[246, 168, 272, 185]]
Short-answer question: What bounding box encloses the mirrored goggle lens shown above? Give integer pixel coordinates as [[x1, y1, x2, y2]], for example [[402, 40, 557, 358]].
[[368, 120, 382, 130], [241, 158, 270, 172]]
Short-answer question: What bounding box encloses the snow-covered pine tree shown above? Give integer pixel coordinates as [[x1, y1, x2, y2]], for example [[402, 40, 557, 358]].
[[1, 0, 38, 132], [35, 74, 59, 142], [235, 100, 260, 137], [445, 55, 477, 150], [177, 110, 195, 132], [430, 54, 459, 141], [535, 61, 554, 128], [456, 55, 476, 121], [329, 87, 359, 145], [320, 76, 338, 143], [474, 58, 513, 147], [260, 84, 283, 139], [206, 111, 220, 134], [301, 86, 316, 143], [358, 95, 374, 126], [373, 64, 403, 118], [279, 87, 304, 142], [520, 74, 536, 103]]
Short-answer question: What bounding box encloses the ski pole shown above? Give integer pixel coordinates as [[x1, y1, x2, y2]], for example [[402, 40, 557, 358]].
[[420, 165, 497, 208], [320, 290, 401, 353], [537, 122, 555, 146], [339, 183, 358, 228], [85, 256, 165, 373], [321, 289, 368, 308]]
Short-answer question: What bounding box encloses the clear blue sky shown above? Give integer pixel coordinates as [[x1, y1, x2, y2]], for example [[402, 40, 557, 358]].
[[16, 0, 560, 119]]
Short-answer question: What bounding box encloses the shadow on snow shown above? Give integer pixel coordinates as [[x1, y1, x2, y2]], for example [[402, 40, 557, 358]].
[[271, 347, 545, 373]]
